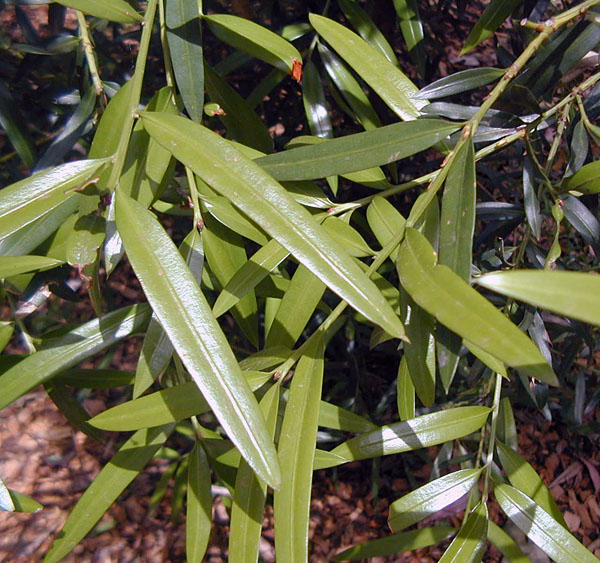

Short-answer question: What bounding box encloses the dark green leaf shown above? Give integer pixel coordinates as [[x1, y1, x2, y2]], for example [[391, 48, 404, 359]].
[[0, 81, 36, 168], [415, 68, 504, 100], [186, 442, 212, 561]]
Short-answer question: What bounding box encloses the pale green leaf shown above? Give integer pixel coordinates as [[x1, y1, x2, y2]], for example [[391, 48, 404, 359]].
[[115, 190, 280, 489], [55, 0, 143, 22], [0, 255, 63, 278], [331, 406, 490, 461], [494, 483, 597, 562], [389, 469, 482, 532], [399, 228, 557, 385], [439, 501, 487, 562], [186, 442, 212, 561]]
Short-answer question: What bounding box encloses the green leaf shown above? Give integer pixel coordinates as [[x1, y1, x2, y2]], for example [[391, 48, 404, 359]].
[[202, 211, 259, 348], [331, 406, 490, 461], [562, 160, 600, 194], [494, 483, 597, 563], [0, 81, 36, 168], [388, 468, 482, 532], [309, 13, 425, 120], [204, 14, 302, 79], [213, 239, 288, 318], [303, 58, 333, 139], [317, 42, 382, 131], [497, 398, 518, 451], [115, 191, 280, 489], [0, 477, 15, 512], [337, 0, 398, 65], [266, 265, 326, 348], [396, 356, 415, 421], [66, 213, 105, 267], [414, 68, 505, 100], [44, 425, 173, 563], [186, 442, 212, 561], [461, 0, 522, 54], [0, 158, 107, 244], [54, 368, 134, 388], [439, 501, 487, 562], [367, 195, 406, 262], [333, 526, 455, 560], [0, 321, 14, 353], [166, 0, 204, 122], [496, 441, 566, 527], [274, 338, 325, 562], [0, 304, 150, 410], [313, 449, 350, 470], [393, 0, 426, 76], [140, 112, 405, 339], [6, 488, 43, 513], [399, 228, 557, 385], [323, 216, 374, 258], [486, 521, 529, 562], [54, 0, 143, 22], [476, 269, 600, 327], [256, 119, 459, 181], [0, 255, 63, 278], [229, 384, 280, 563], [204, 63, 273, 153]]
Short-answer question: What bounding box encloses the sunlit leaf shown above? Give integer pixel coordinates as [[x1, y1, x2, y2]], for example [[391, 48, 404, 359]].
[[388, 469, 482, 532], [186, 442, 212, 561], [439, 501, 487, 562], [55, 0, 143, 22]]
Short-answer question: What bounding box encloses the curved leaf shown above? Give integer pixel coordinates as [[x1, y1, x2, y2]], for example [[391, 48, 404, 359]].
[[494, 483, 597, 563], [331, 406, 490, 461], [333, 526, 455, 560], [0, 255, 63, 278], [204, 14, 302, 79], [140, 112, 405, 340], [186, 442, 212, 561], [476, 270, 600, 327], [399, 228, 557, 385], [115, 190, 280, 489], [256, 119, 459, 181], [414, 68, 504, 100], [388, 468, 482, 532], [44, 425, 173, 563], [54, 0, 143, 22], [486, 521, 529, 562], [0, 304, 150, 410], [439, 501, 487, 562], [309, 13, 425, 120], [0, 81, 36, 168]]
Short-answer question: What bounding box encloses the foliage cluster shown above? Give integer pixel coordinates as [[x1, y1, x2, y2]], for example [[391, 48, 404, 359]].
[[1, 0, 600, 560]]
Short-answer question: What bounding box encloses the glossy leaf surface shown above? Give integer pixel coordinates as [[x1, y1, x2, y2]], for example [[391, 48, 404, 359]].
[[439, 501, 487, 562], [54, 0, 143, 22], [331, 406, 490, 461], [140, 112, 405, 339], [389, 469, 482, 532], [115, 190, 280, 489], [399, 228, 557, 385], [186, 442, 212, 561]]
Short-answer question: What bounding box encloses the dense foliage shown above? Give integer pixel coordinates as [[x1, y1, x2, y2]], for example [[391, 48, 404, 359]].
[[1, 0, 599, 560]]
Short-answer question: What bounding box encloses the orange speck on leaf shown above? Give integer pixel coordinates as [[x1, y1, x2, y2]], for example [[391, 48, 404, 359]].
[[291, 58, 303, 83]]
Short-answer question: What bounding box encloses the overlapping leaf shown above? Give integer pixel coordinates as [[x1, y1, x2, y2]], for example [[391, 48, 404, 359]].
[[115, 190, 280, 489], [140, 112, 405, 339]]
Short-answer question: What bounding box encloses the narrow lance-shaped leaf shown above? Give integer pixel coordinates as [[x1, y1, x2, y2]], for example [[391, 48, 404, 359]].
[[115, 190, 280, 489], [461, 0, 522, 55], [396, 356, 415, 421], [186, 441, 212, 561], [438, 139, 476, 391], [399, 228, 557, 385], [309, 13, 425, 120], [439, 501, 488, 562], [317, 42, 382, 130], [0, 304, 150, 410], [331, 406, 490, 462], [0, 81, 36, 168], [275, 338, 325, 562], [393, 0, 426, 76], [166, 0, 204, 123], [476, 270, 600, 327], [203, 14, 302, 80], [496, 441, 567, 527], [0, 256, 63, 279], [0, 158, 108, 243], [487, 521, 529, 562], [414, 68, 505, 100], [140, 112, 405, 340], [389, 469, 482, 532], [54, 0, 143, 22], [494, 483, 597, 563], [303, 58, 333, 139], [44, 425, 173, 563], [337, 0, 398, 65], [229, 384, 280, 563], [256, 119, 459, 181]]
